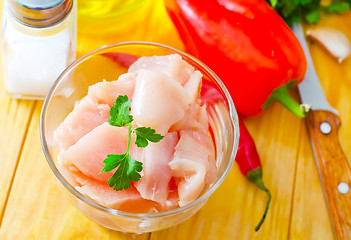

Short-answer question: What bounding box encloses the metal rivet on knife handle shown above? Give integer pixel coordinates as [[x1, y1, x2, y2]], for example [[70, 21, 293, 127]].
[[320, 122, 332, 135], [300, 103, 312, 114], [338, 182, 350, 194]]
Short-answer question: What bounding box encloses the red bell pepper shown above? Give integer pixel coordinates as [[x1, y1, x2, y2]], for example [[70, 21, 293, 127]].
[[164, 0, 307, 117]]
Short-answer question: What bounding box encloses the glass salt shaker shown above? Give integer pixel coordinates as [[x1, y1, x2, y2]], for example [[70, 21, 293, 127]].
[[1, 0, 76, 99]]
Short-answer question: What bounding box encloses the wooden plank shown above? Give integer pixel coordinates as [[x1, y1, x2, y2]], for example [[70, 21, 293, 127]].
[[0, 74, 36, 222], [289, 11, 351, 240], [0, 102, 149, 240], [150, 102, 303, 240], [289, 125, 334, 239]]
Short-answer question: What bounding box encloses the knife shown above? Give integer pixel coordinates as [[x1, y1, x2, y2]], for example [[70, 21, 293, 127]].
[[293, 23, 351, 240]]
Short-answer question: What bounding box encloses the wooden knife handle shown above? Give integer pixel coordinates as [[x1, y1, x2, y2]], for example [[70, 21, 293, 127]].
[[306, 110, 351, 239]]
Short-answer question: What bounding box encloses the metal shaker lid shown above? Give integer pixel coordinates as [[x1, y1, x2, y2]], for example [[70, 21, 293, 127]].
[[7, 0, 73, 27]]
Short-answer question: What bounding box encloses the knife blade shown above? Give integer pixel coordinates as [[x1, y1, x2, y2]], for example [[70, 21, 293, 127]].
[[293, 23, 351, 240]]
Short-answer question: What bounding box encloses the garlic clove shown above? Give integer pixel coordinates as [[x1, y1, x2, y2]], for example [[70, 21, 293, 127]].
[[306, 27, 351, 63]]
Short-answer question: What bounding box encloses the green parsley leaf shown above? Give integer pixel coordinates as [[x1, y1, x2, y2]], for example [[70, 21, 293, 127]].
[[101, 95, 165, 191], [101, 154, 123, 172], [279, 0, 297, 18], [102, 153, 143, 191], [269, 0, 278, 8], [295, 0, 313, 5], [134, 127, 165, 148], [305, 8, 320, 23], [267, 0, 350, 26], [324, 1, 350, 14], [108, 95, 133, 127]]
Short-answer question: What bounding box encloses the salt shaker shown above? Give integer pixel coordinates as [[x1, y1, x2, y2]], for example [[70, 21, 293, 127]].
[[1, 0, 76, 99]]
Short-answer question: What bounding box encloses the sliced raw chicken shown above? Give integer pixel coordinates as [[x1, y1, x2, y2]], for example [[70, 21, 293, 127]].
[[204, 150, 217, 187], [77, 180, 158, 213], [131, 70, 190, 135], [53, 96, 110, 151], [88, 72, 136, 106], [184, 70, 202, 103], [128, 54, 194, 86], [58, 164, 89, 187], [54, 54, 217, 212], [170, 102, 208, 133], [135, 132, 178, 205], [169, 130, 216, 207], [155, 177, 180, 211], [59, 153, 158, 213], [59, 122, 140, 183]]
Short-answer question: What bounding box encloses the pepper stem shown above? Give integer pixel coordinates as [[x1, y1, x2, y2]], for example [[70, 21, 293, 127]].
[[262, 81, 311, 118], [253, 179, 271, 231], [246, 167, 272, 231]]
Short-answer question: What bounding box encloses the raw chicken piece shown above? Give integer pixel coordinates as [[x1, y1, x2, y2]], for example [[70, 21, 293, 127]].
[[59, 152, 159, 213], [184, 70, 202, 103], [205, 153, 217, 187], [58, 164, 89, 187], [155, 177, 180, 211], [169, 130, 216, 207], [135, 132, 178, 205], [59, 122, 140, 183], [128, 54, 194, 86], [170, 102, 208, 133], [131, 70, 190, 135], [54, 96, 110, 151], [88, 72, 136, 106], [77, 180, 158, 213]]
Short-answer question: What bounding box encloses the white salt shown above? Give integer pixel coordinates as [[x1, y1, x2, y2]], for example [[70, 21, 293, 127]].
[[1, 7, 76, 98]]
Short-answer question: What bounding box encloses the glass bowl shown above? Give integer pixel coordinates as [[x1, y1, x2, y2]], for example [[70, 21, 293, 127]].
[[40, 41, 239, 233]]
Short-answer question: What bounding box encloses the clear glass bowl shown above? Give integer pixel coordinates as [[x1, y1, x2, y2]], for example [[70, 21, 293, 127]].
[[40, 42, 239, 233]]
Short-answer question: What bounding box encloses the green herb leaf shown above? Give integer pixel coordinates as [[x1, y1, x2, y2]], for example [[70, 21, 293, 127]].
[[101, 153, 143, 191], [101, 154, 123, 173], [295, 0, 313, 5], [279, 0, 297, 18], [268, 0, 351, 26], [101, 95, 164, 191], [324, 1, 350, 13], [108, 95, 133, 127], [134, 127, 164, 148], [305, 8, 320, 23], [270, 0, 278, 8]]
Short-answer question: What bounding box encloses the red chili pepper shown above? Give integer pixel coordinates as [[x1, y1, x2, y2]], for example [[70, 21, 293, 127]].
[[201, 80, 270, 231], [164, 0, 307, 117], [237, 117, 271, 231]]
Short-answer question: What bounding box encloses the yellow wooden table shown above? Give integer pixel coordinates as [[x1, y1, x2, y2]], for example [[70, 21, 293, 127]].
[[0, 0, 351, 239]]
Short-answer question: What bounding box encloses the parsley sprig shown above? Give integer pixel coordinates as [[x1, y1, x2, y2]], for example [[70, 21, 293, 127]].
[[267, 0, 350, 26], [100, 95, 164, 191]]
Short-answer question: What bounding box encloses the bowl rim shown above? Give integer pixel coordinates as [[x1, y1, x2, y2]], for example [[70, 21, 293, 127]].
[[40, 41, 239, 219]]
